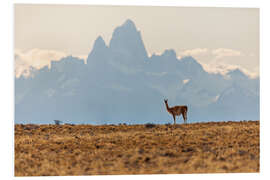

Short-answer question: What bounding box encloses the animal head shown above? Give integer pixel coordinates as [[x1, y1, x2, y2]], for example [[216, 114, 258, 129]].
[[164, 99, 168, 104]]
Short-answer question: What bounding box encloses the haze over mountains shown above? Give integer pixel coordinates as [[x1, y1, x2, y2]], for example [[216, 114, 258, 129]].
[[15, 19, 260, 124]]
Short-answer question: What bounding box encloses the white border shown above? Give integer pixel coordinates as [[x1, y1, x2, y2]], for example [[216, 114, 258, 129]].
[[1, 0, 269, 180], [12, 0, 261, 8]]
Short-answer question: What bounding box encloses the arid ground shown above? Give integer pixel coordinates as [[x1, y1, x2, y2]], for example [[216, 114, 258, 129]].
[[15, 121, 259, 176]]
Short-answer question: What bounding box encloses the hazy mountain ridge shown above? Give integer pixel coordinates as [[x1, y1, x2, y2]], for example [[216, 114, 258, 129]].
[[15, 19, 259, 124]]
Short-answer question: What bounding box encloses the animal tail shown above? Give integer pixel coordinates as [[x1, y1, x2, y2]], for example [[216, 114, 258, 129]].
[[185, 106, 188, 113]]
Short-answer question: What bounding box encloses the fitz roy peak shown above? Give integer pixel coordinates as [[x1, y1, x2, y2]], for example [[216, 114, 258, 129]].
[[109, 19, 148, 61], [15, 19, 259, 124]]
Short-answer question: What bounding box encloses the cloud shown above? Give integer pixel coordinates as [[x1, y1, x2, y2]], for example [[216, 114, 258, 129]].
[[14, 52, 32, 78], [177, 48, 258, 78], [178, 48, 208, 58], [178, 48, 243, 60], [149, 51, 163, 57], [212, 48, 243, 59], [73, 54, 88, 64], [200, 62, 259, 79], [15, 48, 86, 78], [15, 48, 258, 79], [207, 48, 258, 78], [15, 48, 67, 69]]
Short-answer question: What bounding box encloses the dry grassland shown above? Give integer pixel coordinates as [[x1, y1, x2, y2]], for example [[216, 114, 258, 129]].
[[15, 121, 259, 176]]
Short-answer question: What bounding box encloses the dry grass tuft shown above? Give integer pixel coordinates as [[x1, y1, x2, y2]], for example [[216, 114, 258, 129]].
[[145, 123, 156, 128], [15, 121, 259, 176]]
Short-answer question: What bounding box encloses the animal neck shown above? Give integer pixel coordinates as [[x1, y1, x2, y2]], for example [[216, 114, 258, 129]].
[[165, 102, 170, 110]]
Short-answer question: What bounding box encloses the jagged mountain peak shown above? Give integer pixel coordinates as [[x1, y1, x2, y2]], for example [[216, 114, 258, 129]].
[[109, 19, 148, 60], [179, 56, 202, 68], [110, 19, 139, 44], [87, 36, 108, 64], [122, 19, 137, 30], [50, 56, 84, 72], [93, 36, 107, 49], [227, 68, 247, 79], [177, 56, 205, 76], [180, 56, 197, 63], [15, 20, 259, 124], [217, 83, 257, 105], [162, 49, 177, 59]]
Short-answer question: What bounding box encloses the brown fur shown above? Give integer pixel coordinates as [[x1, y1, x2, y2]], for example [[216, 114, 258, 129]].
[[164, 99, 188, 124]]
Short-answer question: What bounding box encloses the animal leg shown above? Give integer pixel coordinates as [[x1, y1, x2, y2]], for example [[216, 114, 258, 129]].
[[181, 113, 185, 124], [173, 115, 176, 125], [184, 112, 187, 124]]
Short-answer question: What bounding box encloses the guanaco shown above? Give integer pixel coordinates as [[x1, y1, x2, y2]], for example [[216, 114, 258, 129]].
[[164, 99, 188, 124]]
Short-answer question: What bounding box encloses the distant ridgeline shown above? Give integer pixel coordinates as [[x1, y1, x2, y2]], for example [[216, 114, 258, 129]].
[[15, 19, 260, 124]]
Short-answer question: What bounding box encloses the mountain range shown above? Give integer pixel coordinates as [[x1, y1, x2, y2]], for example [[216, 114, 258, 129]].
[[15, 19, 260, 124]]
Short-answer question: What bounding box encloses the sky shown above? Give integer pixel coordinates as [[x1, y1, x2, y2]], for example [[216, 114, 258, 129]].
[[14, 4, 259, 78]]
